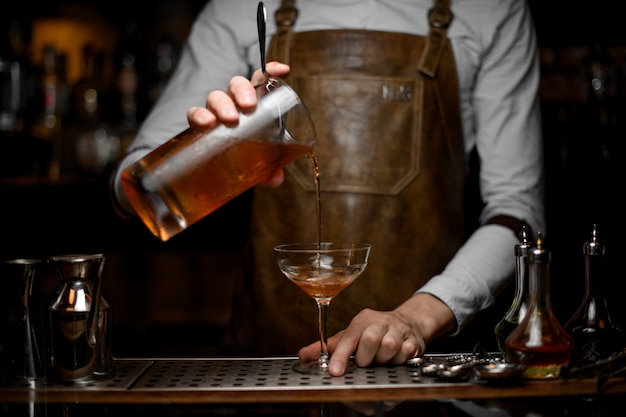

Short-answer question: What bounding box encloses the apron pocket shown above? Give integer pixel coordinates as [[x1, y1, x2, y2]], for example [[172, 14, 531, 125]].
[[288, 75, 423, 195]]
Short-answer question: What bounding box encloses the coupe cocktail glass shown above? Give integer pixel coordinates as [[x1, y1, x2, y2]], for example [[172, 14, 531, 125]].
[[274, 242, 371, 374]]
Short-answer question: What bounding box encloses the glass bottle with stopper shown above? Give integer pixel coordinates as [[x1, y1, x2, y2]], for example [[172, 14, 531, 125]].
[[505, 232, 574, 379], [565, 224, 625, 366], [494, 225, 533, 360]]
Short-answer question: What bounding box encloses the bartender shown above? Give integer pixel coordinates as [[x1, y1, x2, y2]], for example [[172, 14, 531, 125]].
[[111, 0, 544, 376]]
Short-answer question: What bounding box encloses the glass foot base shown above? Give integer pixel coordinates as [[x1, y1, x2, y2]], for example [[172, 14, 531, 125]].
[[292, 359, 357, 374]]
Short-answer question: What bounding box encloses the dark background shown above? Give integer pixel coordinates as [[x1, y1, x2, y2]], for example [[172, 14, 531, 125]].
[[2, 0, 625, 356]]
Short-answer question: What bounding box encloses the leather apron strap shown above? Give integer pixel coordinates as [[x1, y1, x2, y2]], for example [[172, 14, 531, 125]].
[[227, 0, 467, 356], [419, 0, 454, 77], [271, 0, 297, 64]]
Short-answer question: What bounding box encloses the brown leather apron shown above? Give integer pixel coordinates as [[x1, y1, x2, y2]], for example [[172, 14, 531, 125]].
[[227, 0, 467, 356]]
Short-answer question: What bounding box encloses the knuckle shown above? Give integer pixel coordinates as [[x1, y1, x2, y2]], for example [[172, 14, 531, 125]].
[[380, 334, 401, 352]]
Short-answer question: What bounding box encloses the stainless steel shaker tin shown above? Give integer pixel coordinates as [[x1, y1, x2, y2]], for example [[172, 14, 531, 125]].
[[47, 253, 113, 382]]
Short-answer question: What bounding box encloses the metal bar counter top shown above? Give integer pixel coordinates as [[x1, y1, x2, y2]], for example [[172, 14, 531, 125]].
[[2, 355, 626, 405]]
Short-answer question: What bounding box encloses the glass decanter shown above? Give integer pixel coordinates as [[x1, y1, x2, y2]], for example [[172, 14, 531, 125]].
[[505, 232, 574, 379], [494, 226, 533, 360], [565, 224, 625, 366]]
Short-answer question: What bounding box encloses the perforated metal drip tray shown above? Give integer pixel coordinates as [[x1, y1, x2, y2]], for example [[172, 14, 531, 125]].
[[7, 354, 501, 392], [116, 354, 497, 391]]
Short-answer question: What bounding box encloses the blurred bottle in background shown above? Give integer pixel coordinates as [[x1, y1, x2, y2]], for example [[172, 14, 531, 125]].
[[0, 19, 38, 178], [65, 43, 119, 177], [110, 19, 149, 157], [30, 44, 68, 179]]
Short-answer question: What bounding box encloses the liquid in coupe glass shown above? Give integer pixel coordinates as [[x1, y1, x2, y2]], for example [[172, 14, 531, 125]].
[[121, 78, 316, 241], [274, 242, 371, 374]]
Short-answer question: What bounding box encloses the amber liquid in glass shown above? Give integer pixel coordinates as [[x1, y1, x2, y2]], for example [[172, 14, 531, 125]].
[[121, 130, 313, 241], [505, 340, 573, 379], [285, 267, 363, 300]]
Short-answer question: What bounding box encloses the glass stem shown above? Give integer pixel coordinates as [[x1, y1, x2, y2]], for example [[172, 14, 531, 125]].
[[317, 299, 331, 369]]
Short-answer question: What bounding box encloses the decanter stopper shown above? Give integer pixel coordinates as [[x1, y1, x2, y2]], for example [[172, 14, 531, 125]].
[[565, 224, 625, 365], [505, 232, 574, 379], [494, 226, 533, 360]]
